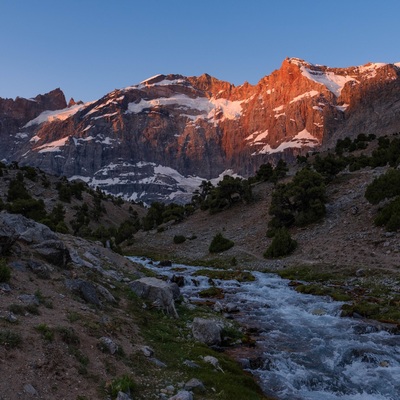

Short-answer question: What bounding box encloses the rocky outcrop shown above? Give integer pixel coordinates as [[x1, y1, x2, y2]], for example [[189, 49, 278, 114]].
[[2, 59, 400, 203], [191, 317, 222, 345], [0, 89, 67, 162], [0, 212, 70, 267], [129, 277, 180, 318]]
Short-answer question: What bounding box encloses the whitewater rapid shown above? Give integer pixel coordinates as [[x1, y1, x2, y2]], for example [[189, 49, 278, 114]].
[[128, 257, 400, 400]]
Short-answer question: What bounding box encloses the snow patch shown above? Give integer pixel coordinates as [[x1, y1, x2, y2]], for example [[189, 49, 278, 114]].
[[336, 104, 349, 112], [245, 129, 269, 143], [30, 135, 40, 143], [15, 132, 28, 139], [126, 94, 243, 122], [253, 128, 319, 155], [24, 103, 88, 127], [35, 137, 69, 153], [300, 67, 356, 97], [290, 90, 319, 103], [357, 63, 387, 79]]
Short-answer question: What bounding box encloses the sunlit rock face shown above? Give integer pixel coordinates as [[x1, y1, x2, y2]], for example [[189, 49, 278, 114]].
[[1, 59, 400, 203]]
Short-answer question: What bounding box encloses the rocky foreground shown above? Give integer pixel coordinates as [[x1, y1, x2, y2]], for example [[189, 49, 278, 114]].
[[0, 211, 269, 400]]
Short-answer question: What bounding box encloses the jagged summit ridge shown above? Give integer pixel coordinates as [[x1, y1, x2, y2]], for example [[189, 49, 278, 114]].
[[1, 58, 400, 203]]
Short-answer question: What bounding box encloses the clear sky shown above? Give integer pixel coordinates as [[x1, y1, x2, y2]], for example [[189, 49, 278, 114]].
[[1, 0, 399, 103]]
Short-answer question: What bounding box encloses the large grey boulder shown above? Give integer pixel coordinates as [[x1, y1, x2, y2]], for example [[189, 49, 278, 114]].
[[129, 277, 180, 318], [184, 378, 205, 393], [0, 212, 70, 267], [65, 278, 102, 307], [99, 336, 119, 354], [31, 239, 70, 268], [0, 212, 57, 243], [192, 317, 222, 345], [0, 213, 19, 255], [168, 391, 193, 400]]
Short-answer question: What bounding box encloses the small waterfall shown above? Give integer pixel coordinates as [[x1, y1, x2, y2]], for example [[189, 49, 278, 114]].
[[129, 257, 400, 400]]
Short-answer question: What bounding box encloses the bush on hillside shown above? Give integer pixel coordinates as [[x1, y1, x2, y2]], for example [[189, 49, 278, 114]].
[[313, 153, 347, 181], [6, 198, 47, 222], [374, 197, 400, 232], [365, 169, 400, 205], [7, 178, 30, 202], [268, 167, 326, 233], [193, 175, 252, 214], [173, 235, 186, 244], [0, 259, 11, 283], [264, 228, 297, 258], [209, 233, 234, 253]]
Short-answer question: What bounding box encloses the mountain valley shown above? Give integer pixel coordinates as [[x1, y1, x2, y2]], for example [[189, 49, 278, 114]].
[[1, 58, 400, 399]]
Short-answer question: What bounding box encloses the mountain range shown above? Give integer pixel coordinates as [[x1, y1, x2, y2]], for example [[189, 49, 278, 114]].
[[1, 57, 400, 203]]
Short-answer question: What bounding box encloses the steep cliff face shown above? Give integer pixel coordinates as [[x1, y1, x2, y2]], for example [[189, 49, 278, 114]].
[[0, 88, 67, 161], [1, 59, 400, 203]]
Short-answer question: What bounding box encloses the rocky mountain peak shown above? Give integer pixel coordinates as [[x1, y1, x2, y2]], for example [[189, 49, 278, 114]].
[[1, 58, 400, 204]]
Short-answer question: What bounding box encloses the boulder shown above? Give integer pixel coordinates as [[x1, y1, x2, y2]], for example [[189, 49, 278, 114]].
[[116, 392, 132, 400], [99, 336, 118, 354], [31, 240, 70, 268], [0, 212, 70, 267], [140, 345, 154, 357], [170, 274, 185, 287], [65, 278, 102, 307], [168, 391, 193, 400], [129, 277, 180, 318], [0, 212, 57, 244], [192, 318, 222, 345], [18, 294, 39, 306], [23, 384, 39, 396], [0, 213, 19, 255], [96, 284, 117, 303], [158, 260, 172, 267], [184, 378, 205, 393], [27, 260, 52, 279]]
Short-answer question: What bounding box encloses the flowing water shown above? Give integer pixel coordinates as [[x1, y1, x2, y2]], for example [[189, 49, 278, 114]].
[[128, 257, 400, 400]]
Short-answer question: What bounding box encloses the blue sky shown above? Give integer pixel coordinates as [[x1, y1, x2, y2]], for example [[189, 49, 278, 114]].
[[1, 0, 399, 103]]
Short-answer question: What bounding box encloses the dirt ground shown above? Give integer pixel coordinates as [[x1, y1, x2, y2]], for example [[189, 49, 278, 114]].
[[128, 167, 400, 274]]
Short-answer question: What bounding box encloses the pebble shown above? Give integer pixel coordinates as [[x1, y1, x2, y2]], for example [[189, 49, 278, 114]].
[[23, 384, 38, 396], [140, 345, 154, 357]]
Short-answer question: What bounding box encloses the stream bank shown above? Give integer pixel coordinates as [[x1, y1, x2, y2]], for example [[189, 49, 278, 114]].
[[130, 257, 400, 400]]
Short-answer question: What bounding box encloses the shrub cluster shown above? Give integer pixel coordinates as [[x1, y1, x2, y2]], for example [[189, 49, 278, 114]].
[[252, 159, 288, 184], [142, 202, 194, 231], [264, 228, 297, 258], [0, 259, 11, 283], [192, 175, 252, 214], [209, 233, 234, 253], [365, 169, 400, 231], [268, 167, 326, 234], [173, 235, 186, 244]]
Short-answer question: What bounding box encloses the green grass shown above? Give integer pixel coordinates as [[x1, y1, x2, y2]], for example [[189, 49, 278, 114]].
[[35, 323, 55, 341], [8, 304, 26, 315], [274, 264, 400, 325], [57, 326, 80, 345], [126, 291, 271, 400], [107, 374, 136, 398], [198, 287, 225, 299], [67, 310, 81, 323], [0, 330, 22, 348]]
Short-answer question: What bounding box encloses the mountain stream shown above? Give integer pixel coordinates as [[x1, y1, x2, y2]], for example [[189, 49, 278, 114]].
[[128, 257, 400, 400]]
